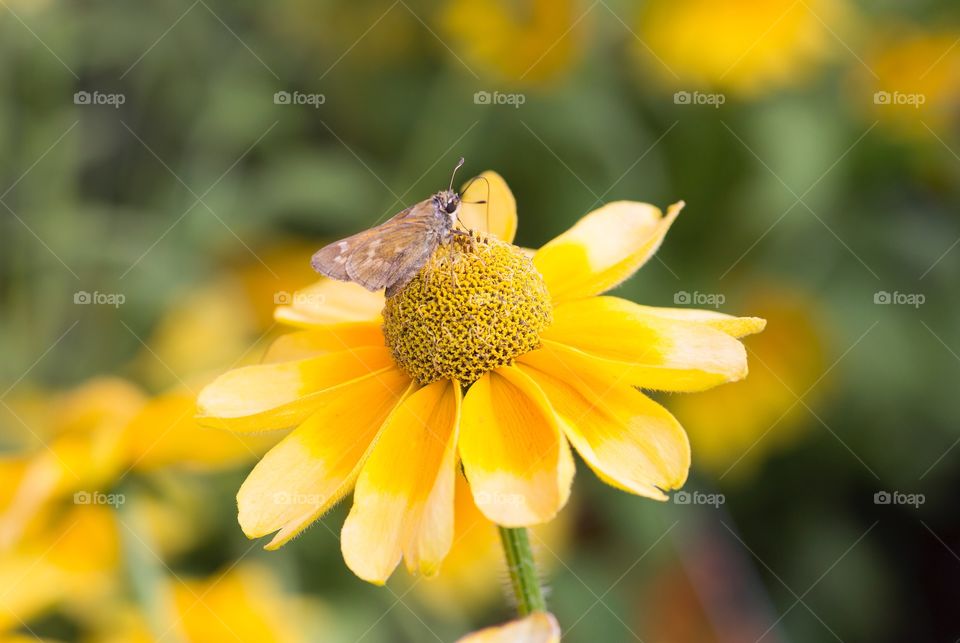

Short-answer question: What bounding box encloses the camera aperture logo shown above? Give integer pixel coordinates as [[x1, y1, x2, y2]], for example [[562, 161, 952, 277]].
[[74, 290, 125, 308], [873, 290, 924, 308], [74, 90, 126, 108], [74, 491, 125, 506], [873, 490, 924, 508], [474, 491, 525, 508], [473, 90, 526, 108], [273, 291, 326, 306], [873, 91, 925, 108], [674, 90, 726, 108], [272, 491, 321, 507], [274, 90, 325, 108], [673, 490, 725, 508], [674, 290, 725, 308]]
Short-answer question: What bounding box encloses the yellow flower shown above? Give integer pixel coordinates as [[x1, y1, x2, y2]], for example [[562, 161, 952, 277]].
[[122, 385, 276, 471], [441, 0, 584, 83], [456, 611, 560, 643], [638, 0, 847, 96], [88, 563, 322, 643], [135, 281, 259, 390], [197, 172, 765, 584], [0, 378, 144, 548], [0, 504, 120, 632], [0, 374, 270, 550]]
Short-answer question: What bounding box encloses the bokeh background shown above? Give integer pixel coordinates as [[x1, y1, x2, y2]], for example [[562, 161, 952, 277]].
[[2, 0, 959, 641]]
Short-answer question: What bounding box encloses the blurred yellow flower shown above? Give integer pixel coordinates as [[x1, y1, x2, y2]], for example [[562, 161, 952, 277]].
[[89, 563, 321, 643], [456, 611, 560, 643], [199, 171, 764, 585], [137, 240, 321, 389], [233, 239, 330, 331], [0, 378, 144, 548], [671, 288, 827, 479], [0, 504, 119, 632], [0, 371, 273, 551], [858, 27, 960, 135], [135, 281, 259, 391], [0, 376, 271, 637], [122, 385, 275, 471], [638, 0, 847, 96], [442, 0, 584, 83]]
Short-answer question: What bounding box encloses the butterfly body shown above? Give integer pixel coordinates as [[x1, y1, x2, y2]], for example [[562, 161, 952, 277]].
[[311, 189, 462, 298]]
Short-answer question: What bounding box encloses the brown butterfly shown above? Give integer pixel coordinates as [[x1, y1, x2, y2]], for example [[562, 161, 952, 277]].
[[312, 158, 479, 297]]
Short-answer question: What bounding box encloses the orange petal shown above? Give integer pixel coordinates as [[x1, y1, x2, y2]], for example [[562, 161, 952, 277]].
[[341, 379, 461, 584], [533, 201, 683, 303], [237, 368, 411, 549], [459, 367, 574, 527]]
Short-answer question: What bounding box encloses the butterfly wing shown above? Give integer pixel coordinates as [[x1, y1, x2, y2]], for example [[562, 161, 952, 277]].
[[310, 204, 416, 281], [311, 200, 444, 295]]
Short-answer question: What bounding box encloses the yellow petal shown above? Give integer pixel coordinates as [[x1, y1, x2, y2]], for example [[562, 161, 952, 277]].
[[341, 379, 461, 584], [459, 170, 517, 242], [625, 304, 767, 338], [518, 358, 689, 500], [456, 612, 561, 643], [123, 387, 275, 471], [533, 201, 683, 303], [459, 367, 574, 527], [274, 279, 384, 328], [541, 296, 749, 392], [196, 347, 395, 432], [237, 368, 411, 549], [170, 563, 311, 642], [262, 322, 385, 363]]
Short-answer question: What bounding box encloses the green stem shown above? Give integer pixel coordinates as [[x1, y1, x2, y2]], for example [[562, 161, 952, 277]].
[[498, 526, 546, 615]]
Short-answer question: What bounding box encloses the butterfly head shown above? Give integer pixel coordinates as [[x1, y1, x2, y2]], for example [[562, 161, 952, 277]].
[[433, 189, 461, 226]]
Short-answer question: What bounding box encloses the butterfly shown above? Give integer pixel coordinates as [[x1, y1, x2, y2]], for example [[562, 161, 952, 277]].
[[311, 158, 482, 298]]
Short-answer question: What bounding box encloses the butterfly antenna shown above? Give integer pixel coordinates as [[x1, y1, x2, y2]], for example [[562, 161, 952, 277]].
[[455, 174, 491, 234], [448, 157, 465, 192]]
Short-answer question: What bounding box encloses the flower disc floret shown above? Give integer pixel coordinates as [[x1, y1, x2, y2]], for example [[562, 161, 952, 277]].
[[382, 234, 552, 385]]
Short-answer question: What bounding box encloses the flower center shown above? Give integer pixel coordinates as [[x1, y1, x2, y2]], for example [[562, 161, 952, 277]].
[[382, 233, 552, 385]]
